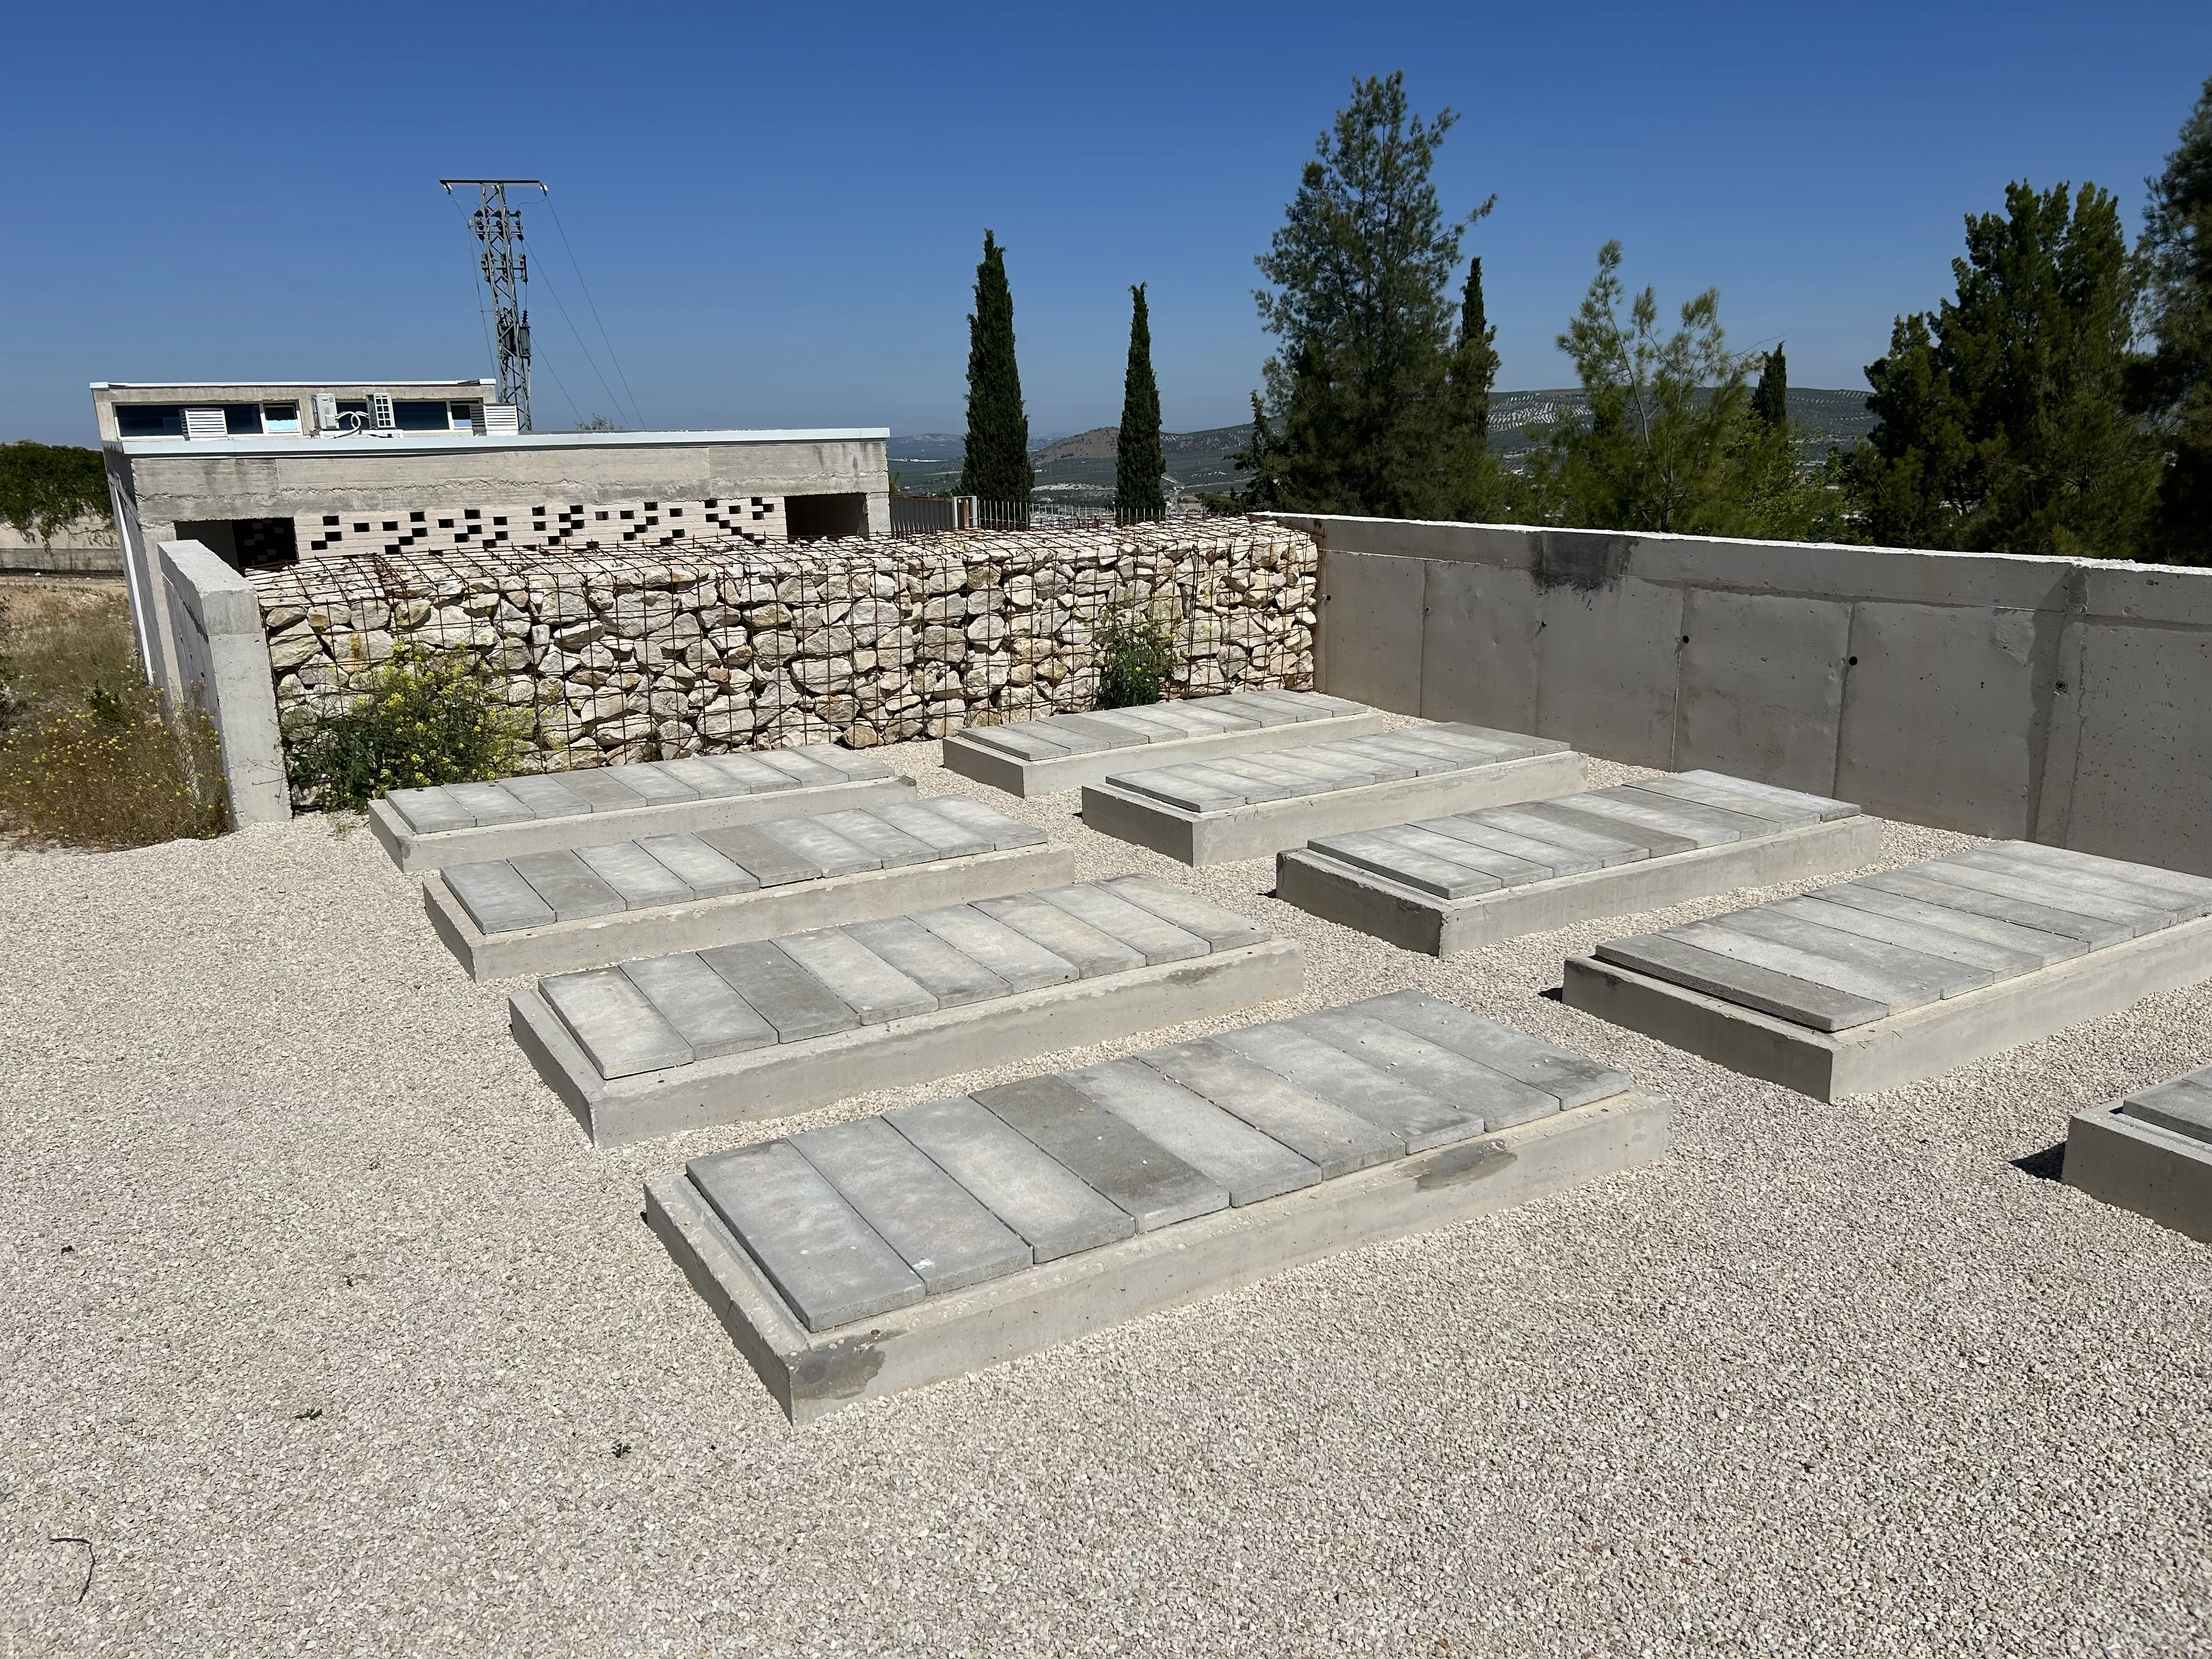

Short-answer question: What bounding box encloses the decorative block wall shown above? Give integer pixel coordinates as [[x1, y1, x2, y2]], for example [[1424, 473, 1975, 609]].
[[253, 523, 1319, 803], [295, 497, 787, 557]]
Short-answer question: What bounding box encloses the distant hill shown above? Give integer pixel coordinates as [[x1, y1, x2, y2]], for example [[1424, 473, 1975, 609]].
[[891, 390, 1877, 503]]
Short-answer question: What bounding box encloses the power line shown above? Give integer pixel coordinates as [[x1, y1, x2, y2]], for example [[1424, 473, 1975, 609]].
[[543, 191, 646, 430]]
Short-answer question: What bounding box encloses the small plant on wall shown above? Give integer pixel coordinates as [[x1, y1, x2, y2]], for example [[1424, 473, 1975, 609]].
[[1092, 589, 1180, 708], [284, 643, 525, 811]]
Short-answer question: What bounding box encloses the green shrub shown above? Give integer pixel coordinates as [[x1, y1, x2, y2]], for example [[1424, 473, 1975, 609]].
[[284, 644, 526, 811], [1092, 592, 1180, 709]]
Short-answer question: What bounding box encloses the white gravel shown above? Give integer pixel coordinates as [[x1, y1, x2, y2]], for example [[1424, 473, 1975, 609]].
[[5, 733, 2210, 1657]]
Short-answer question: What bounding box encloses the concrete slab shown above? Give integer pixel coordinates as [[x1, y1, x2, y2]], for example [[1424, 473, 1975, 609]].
[[2064, 1064, 2212, 1242], [1278, 792, 1882, 956], [1080, 726, 1587, 867], [1563, 846, 2212, 1098], [422, 815, 1074, 982], [511, 894, 1307, 1145], [645, 1028, 1670, 1421], [368, 747, 918, 873], [941, 691, 1392, 796]]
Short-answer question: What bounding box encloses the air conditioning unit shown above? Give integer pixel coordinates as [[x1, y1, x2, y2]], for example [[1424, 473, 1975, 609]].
[[368, 391, 396, 430], [182, 408, 227, 440], [311, 392, 339, 432], [482, 403, 521, 436]]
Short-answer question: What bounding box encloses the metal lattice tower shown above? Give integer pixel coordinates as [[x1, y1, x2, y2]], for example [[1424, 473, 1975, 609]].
[[441, 178, 546, 430]]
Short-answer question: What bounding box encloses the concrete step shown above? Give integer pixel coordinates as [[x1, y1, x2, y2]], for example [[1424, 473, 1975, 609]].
[[511, 877, 1307, 1145], [1277, 771, 1882, 954], [1079, 723, 1587, 866], [1563, 840, 2212, 1099], [425, 797, 1073, 980], [2066, 1060, 2212, 1242], [941, 690, 1391, 797], [642, 989, 1669, 1422], [368, 746, 917, 873]]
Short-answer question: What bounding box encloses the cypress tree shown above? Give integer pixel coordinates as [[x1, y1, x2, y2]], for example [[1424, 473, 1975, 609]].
[[1438, 256, 1506, 518], [1751, 343, 1789, 428], [2137, 74, 2212, 563], [959, 230, 1032, 509], [1115, 283, 1166, 522]]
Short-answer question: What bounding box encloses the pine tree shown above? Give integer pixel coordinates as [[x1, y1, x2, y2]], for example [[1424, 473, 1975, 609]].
[[1849, 181, 2159, 556], [959, 230, 1032, 509], [2137, 74, 2212, 564], [1239, 74, 1488, 517], [1115, 283, 1166, 522], [1750, 343, 1789, 428]]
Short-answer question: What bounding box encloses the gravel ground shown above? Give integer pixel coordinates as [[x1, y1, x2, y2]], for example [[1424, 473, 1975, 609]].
[[5, 731, 2210, 1657]]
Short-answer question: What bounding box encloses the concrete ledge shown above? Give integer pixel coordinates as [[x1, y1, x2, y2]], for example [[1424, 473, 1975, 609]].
[[645, 1087, 1671, 1423], [426, 843, 1077, 981], [369, 775, 918, 873], [1277, 815, 1884, 955], [2064, 1103, 2212, 1242], [1081, 751, 1587, 867], [512, 939, 1308, 1146], [1561, 911, 2212, 1101], [943, 707, 1391, 797]]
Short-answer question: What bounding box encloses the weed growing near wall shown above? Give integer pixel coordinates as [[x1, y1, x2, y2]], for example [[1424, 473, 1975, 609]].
[[1092, 592, 1180, 708], [0, 584, 229, 848], [284, 644, 525, 811]]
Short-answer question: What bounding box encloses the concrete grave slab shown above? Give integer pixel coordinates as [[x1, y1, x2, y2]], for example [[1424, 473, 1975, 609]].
[[369, 746, 918, 873], [941, 690, 1391, 797], [423, 797, 1074, 981], [1278, 772, 1882, 955], [1563, 840, 2212, 1100], [2064, 1062, 2212, 1243], [643, 995, 1668, 1421], [511, 878, 1307, 1146], [1080, 723, 1587, 866]]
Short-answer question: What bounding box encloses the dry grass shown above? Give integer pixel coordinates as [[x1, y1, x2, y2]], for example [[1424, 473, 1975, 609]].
[[0, 577, 228, 849]]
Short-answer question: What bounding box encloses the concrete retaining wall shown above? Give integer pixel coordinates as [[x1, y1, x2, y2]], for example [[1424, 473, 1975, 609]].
[[1268, 515, 2212, 877], [143, 541, 290, 826], [251, 524, 1319, 807]]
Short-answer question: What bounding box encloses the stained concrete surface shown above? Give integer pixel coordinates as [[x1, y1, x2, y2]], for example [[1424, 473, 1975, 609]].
[[5, 730, 2212, 1656]]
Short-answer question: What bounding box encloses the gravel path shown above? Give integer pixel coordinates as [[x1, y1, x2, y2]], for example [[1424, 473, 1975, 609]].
[[5, 733, 2210, 1656]]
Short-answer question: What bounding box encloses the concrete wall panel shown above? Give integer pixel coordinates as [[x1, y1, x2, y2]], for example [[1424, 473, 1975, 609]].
[[1418, 559, 1540, 730], [1835, 602, 2042, 835], [2065, 624, 2212, 876], [1282, 512, 2212, 873], [1317, 551, 1426, 714], [1674, 589, 1850, 794], [1532, 577, 1685, 769]]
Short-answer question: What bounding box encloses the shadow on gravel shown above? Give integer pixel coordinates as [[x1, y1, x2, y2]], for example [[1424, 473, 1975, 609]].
[[2012, 1143, 2068, 1182]]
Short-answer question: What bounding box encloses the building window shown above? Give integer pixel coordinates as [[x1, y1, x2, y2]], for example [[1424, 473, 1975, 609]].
[[262, 402, 301, 435], [393, 400, 450, 432], [447, 402, 478, 432], [222, 404, 264, 436], [116, 405, 186, 438]]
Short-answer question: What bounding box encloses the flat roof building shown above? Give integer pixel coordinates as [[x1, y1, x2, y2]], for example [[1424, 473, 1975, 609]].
[[97, 377, 892, 573]]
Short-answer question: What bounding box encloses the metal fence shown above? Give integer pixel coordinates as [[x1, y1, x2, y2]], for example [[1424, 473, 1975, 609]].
[[888, 496, 1186, 537]]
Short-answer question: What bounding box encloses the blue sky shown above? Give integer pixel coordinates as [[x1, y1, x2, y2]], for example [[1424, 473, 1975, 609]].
[[3, 2, 2207, 444]]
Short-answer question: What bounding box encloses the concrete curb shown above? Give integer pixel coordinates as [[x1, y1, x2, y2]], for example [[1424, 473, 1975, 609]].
[[1561, 911, 2212, 1101], [645, 1087, 1672, 1423], [426, 843, 1077, 981], [943, 708, 1392, 797], [1277, 815, 1885, 955], [1080, 751, 1587, 866], [512, 939, 1308, 1146], [370, 776, 918, 873]]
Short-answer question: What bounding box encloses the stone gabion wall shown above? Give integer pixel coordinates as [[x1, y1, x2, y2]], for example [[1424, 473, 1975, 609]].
[[253, 523, 1318, 797]]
